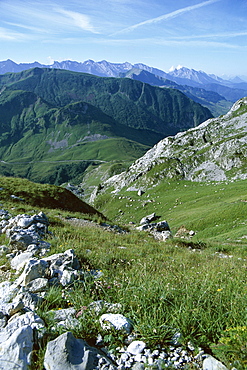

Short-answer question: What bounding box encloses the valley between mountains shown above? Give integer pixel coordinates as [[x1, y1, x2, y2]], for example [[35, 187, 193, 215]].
[[0, 62, 247, 369]]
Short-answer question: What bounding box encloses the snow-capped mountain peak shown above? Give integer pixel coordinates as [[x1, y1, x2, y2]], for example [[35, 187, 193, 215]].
[[169, 65, 183, 72]]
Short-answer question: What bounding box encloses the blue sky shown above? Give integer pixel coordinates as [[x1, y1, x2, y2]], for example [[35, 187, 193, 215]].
[[1, 0, 247, 76]]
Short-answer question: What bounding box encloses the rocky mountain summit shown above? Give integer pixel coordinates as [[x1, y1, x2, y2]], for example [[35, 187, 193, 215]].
[[96, 97, 247, 196]]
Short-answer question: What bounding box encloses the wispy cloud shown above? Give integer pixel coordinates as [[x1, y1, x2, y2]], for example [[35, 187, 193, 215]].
[[0, 2, 99, 36], [175, 31, 247, 39], [0, 26, 27, 41], [55, 8, 100, 34], [4, 22, 50, 34], [93, 36, 238, 49], [111, 0, 221, 35]]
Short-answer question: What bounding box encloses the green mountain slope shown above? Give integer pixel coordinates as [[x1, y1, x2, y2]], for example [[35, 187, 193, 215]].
[[0, 175, 104, 217], [0, 89, 162, 160], [0, 89, 158, 184], [0, 68, 212, 136], [123, 68, 233, 117]]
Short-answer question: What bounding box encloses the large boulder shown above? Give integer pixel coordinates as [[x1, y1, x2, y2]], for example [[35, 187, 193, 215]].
[[44, 331, 116, 370], [0, 312, 44, 344], [0, 326, 33, 370], [140, 213, 160, 225]]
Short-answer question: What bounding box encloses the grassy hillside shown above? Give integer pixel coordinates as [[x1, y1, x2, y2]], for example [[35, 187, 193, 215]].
[[94, 178, 247, 246], [0, 176, 104, 217], [0, 89, 161, 158], [0, 176, 246, 369], [0, 88, 160, 184], [0, 68, 212, 187]]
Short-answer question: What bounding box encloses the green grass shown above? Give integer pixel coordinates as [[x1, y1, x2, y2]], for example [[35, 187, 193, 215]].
[[0, 176, 104, 218], [0, 176, 247, 369], [0, 136, 149, 186], [34, 218, 247, 368], [94, 179, 247, 247]]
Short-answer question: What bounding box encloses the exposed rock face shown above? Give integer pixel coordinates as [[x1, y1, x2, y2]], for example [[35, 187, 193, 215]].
[[97, 98, 247, 194], [0, 325, 34, 370]]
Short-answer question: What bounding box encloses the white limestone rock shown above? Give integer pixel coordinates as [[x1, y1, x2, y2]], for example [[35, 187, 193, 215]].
[[131, 363, 145, 370], [50, 308, 76, 322], [3, 299, 24, 317], [9, 230, 39, 250], [44, 249, 80, 271], [100, 313, 133, 333], [0, 311, 7, 329], [18, 259, 48, 286], [56, 317, 80, 331], [151, 230, 173, 241], [44, 331, 116, 370], [25, 277, 49, 293], [203, 355, 229, 370], [18, 291, 43, 311], [155, 220, 170, 232], [11, 252, 34, 272], [16, 215, 35, 229], [59, 268, 79, 286], [0, 325, 33, 370], [0, 312, 45, 344], [0, 281, 19, 304], [140, 213, 159, 225], [127, 341, 146, 355]]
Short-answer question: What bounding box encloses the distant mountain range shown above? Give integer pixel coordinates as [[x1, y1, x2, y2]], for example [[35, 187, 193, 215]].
[[2, 59, 247, 117], [1, 59, 246, 86]]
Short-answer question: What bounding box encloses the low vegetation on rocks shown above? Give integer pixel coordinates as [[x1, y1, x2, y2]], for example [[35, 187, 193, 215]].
[[0, 176, 246, 369]]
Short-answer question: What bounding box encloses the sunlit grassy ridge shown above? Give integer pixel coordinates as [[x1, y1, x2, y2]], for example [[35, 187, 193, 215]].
[[0, 176, 246, 369], [0, 176, 103, 217], [94, 179, 247, 247]]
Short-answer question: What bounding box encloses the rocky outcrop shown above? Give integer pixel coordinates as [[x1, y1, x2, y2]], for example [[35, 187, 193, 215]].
[[96, 98, 247, 195], [136, 213, 172, 241]]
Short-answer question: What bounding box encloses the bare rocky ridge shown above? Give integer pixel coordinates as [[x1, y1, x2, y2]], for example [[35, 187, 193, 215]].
[[94, 97, 247, 198]]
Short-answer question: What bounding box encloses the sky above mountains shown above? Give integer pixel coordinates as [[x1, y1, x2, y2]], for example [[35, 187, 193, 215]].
[[1, 0, 247, 77]]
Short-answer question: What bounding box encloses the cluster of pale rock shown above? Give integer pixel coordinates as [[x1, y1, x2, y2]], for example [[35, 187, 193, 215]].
[[136, 213, 196, 242], [136, 212, 172, 241], [0, 210, 229, 369]]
